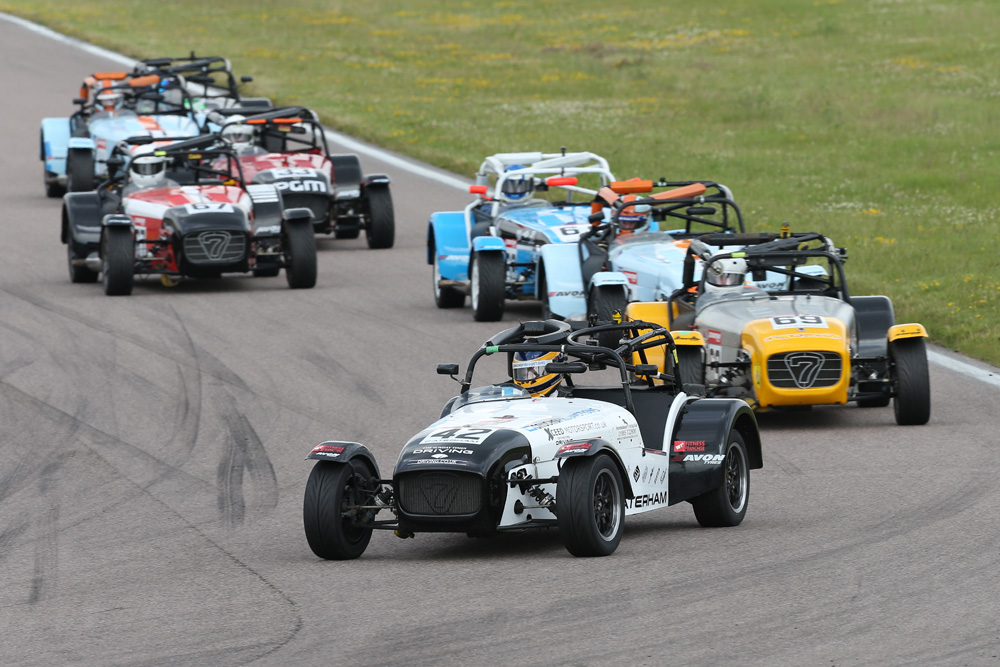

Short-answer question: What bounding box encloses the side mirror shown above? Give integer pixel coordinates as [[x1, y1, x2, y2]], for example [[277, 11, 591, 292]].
[[105, 157, 125, 169], [437, 363, 459, 375], [241, 76, 254, 83], [73, 97, 86, 106], [634, 364, 659, 376], [686, 206, 716, 216]]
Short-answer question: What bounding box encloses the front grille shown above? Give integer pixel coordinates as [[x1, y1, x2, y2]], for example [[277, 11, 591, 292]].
[[397, 471, 481, 516], [767, 351, 843, 389], [183, 231, 247, 264], [282, 193, 330, 222]]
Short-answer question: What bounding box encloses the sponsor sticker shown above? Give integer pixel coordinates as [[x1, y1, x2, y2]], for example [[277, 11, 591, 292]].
[[673, 440, 706, 452]]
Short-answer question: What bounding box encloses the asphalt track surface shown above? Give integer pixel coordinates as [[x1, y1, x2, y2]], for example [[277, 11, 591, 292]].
[[3, 18, 1000, 667]]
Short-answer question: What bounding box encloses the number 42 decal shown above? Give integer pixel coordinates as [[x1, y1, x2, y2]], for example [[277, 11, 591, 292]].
[[770, 315, 828, 329], [421, 427, 494, 444]]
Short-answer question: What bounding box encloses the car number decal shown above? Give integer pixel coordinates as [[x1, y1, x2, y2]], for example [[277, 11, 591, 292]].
[[554, 224, 590, 238], [184, 203, 235, 214], [769, 315, 828, 329], [421, 427, 494, 445]]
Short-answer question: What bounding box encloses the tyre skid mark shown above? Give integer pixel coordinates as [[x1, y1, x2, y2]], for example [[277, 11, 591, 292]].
[[215, 390, 279, 528]]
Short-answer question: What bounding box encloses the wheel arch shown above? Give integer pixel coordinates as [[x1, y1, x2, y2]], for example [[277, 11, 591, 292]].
[[306, 441, 381, 479], [556, 440, 636, 499]]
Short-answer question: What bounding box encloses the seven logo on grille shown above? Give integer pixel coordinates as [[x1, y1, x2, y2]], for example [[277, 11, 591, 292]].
[[783, 352, 826, 388], [184, 231, 246, 264], [198, 232, 232, 261]]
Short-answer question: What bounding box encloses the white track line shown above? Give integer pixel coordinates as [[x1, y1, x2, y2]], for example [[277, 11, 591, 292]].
[[6, 11, 999, 389]]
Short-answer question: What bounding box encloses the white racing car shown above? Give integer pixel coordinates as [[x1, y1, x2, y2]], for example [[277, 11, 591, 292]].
[[302, 319, 763, 559]]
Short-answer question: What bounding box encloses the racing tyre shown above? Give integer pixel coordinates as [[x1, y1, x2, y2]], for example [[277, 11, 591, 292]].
[[588, 285, 628, 349], [365, 187, 395, 249], [691, 430, 749, 527], [470, 252, 505, 321], [675, 346, 704, 390], [284, 222, 317, 289], [891, 337, 930, 425], [101, 226, 134, 296], [66, 148, 95, 193], [67, 241, 98, 284], [303, 460, 376, 560], [558, 453, 625, 557], [431, 238, 465, 308]]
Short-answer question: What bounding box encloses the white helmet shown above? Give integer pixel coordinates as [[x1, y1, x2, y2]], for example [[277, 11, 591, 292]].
[[221, 116, 255, 152], [96, 88, 124, 112], [703, 256, 748, 295], [128, 146, 168, 190]]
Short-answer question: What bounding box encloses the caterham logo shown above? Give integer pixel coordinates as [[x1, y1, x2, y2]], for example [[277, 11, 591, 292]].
[[783, 352, 825, 388], [198, 232, 231, 260]]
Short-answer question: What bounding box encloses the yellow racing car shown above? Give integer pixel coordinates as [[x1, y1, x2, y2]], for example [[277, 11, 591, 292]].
[[625, 231, 930, 425]]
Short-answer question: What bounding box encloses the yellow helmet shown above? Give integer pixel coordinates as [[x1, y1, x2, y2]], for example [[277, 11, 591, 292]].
[[512, 350, 566, 396]]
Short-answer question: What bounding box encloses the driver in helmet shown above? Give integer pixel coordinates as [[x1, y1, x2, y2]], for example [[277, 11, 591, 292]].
[[701, 256, 749, 298], [511, 348, 568, 397], [220, 116, 264, 156], [617, 196, 652, 234], [499, 164, 535, 204], [122, 146, 177, 195], [95, 88, 125, 114]]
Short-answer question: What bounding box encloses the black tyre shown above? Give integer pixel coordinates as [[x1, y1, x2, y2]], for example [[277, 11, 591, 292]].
[[588, 285, 628, 348], [365, 187, 395, 249], [284, 222, 317, 289], [302, 460, 376, 560], [891, 337, 931, 425], [45, 176, 66, 199], [674, 345, 704, 390], [470, 252, 505, 321], [557, 454, 625, 557], [67, 241, 98, 284], [66, 148, 95, 193], [431, 237, 465, 308], [101, 226, 134, 296], [691, 430, 749, 527]]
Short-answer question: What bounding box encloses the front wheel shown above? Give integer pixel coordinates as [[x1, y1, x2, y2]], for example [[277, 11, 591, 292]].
[[470, 251, 505, 321], [101, 226, 134, 296], [284, 222, 317, 289], [691, 430, 749, 527], [891, 337, 930, 425], [66, 148, 95, 193], [557, 454, 625, 557], [588, 285, 629, 348], [302, 460, 377, 560], [365, 187, 395, 249]]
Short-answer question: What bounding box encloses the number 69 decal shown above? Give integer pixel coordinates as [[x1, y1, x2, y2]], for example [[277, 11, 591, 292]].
[[769, 315, 828, 329]]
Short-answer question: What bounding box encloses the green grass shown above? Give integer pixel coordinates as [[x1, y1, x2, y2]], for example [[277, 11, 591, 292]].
[[5, 0, 999, 365]]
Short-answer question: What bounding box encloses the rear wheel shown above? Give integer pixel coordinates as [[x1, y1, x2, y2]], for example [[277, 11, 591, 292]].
[[431, 238, 465, 308], [365, 187, 395, 249], [470, 252, 505, 321], [66, 148, 95, 193], [557, 454, 625, 557], [67, 241, 98, 284], [284, 223, 317, 289], [691, 430, 749, 527], [891, 337, 930, 425], [302, 460, 376, 560], [588, 285, 628, 348], [101, 226, 134, 296]]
